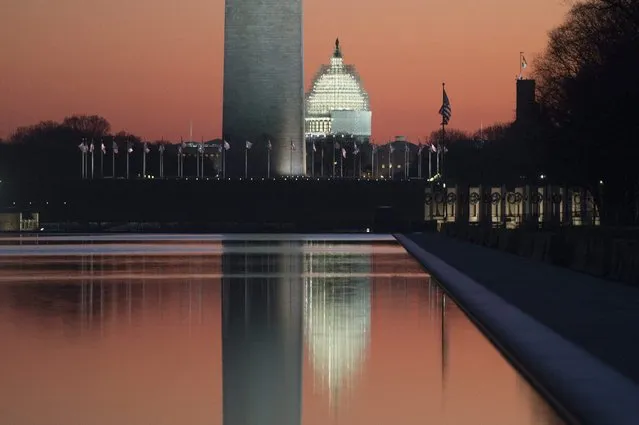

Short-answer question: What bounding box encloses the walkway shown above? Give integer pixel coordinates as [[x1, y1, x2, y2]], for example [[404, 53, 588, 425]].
[[397, 232, 639, 425]]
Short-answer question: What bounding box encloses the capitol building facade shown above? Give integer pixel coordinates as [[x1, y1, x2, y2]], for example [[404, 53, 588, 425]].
[[305, 39, 372, 141]]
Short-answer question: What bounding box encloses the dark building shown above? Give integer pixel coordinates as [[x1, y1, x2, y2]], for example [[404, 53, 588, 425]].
[[222, 240, 303, 425], [515, 79, 540, 124]]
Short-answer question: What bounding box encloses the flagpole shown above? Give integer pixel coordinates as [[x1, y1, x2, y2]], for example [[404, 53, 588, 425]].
[[321, 142, 324, 177], [126, 141, 130, 180], [143, 143, 147, 177], [441, 83, 446, 181], [80, 141, 84, 180], [100, 140, 104, 178], [201, 139, 205, 178], [388, 143, 391, 179], [405, 143, 408, 179], [267, 148, 270, 179], [429, 149, 432, 179], [112, 139, 115, 178], [340, 148, 343, 178], [311, 142, 315, 177], [245, 143, 248, 178], [353, 146, 357, 178], [332, 141, 336, 177], [290, 139, 293, 175], [91, 141, 95, 180], [371, 146, 374, 179], [519, 51, 523, 79], [418, 148, 422, 179]]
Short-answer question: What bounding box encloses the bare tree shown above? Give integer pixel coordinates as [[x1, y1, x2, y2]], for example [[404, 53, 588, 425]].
[[534, 0, 639, 224], [62, 115, 111, 139]]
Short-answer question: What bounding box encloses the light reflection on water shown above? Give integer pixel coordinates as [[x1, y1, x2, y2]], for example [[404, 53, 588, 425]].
[[0, 236, 564, 425]]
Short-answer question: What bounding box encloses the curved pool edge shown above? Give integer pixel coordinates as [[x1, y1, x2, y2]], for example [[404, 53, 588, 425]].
[[395, 234, 639, 425]]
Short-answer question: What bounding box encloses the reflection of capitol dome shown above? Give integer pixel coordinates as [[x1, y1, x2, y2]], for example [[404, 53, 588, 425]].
[[304, 278, 371, 405], [305, 39, 372, 139]]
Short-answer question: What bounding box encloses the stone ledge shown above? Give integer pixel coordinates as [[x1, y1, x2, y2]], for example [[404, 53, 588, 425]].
[[396, 234, 639, 425]]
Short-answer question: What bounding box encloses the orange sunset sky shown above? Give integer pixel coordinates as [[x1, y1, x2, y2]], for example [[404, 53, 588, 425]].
[[0, 0, 568, 142]]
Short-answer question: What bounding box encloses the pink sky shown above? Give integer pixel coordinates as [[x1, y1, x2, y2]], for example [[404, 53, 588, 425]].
[[0, 0, 568, 142]]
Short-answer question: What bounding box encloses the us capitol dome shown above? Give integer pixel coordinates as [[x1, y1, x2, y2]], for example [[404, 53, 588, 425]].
[[305, 39, 372, 140]]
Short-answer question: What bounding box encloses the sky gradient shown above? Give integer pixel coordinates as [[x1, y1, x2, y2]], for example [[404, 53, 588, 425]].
[[0, 0, 568, 142]]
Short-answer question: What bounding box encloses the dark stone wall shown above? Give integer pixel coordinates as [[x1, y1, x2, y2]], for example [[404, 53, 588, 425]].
[[0, 179, 426, 232]]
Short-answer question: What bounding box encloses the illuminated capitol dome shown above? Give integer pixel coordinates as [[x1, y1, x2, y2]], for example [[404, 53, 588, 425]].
[[305, 39, 372, 140]]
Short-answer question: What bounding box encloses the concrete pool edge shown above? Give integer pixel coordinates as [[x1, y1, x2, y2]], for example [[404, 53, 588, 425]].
[[395, 234, 639, 425]]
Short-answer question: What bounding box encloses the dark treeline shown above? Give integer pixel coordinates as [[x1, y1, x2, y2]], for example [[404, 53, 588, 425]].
[[533, 0, 639, 224], [449, 0, 639, 225], [427, 121, 548, 186], [0, 115, 221, 182]]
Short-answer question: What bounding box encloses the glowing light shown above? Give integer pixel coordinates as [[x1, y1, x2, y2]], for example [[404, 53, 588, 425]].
[[305, 41, 371, 137]]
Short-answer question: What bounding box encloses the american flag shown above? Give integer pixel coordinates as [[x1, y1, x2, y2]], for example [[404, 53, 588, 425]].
[[439, 87, 452, 125]]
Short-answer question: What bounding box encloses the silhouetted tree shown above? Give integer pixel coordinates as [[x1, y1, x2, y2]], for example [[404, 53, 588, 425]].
[[0, 115, 154, 182], [62, 115, 111, 140], [534, 0, 639, 224]]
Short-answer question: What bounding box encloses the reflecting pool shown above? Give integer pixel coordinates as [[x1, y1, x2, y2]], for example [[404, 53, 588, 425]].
[[0, 235, 564, 425]]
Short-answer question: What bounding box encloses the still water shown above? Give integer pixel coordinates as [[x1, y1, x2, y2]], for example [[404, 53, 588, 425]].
[[0, 235, 564, 425]]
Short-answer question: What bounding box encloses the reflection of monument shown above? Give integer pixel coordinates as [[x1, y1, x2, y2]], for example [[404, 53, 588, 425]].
[[303, 245, 372, 406], [222, 241, 303, 425], [222, 0, 305, 176]]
